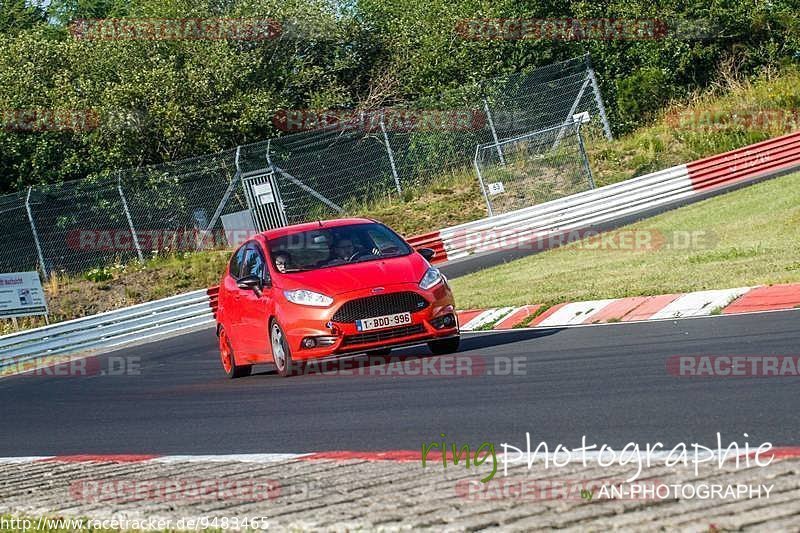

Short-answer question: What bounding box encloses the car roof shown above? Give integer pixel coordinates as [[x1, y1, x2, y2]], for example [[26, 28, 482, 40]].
[[259, 217, 376, 240]]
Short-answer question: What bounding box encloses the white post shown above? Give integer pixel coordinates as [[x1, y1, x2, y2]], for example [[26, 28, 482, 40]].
[[483, 98, 506, 165], [585, 56, 612, 140], [379, 118, 402, 195], [117, 173, 144, 262], [25, 187, 48, 280]]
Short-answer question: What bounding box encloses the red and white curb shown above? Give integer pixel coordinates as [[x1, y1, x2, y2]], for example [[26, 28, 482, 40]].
[[457, 283, 800, 331]]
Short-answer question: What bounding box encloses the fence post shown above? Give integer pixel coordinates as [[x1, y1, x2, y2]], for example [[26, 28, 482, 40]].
[[24, 187, 48, 280], [585, 55, 613, 140], [473, 145, 494, 217], [576, 123, 596, 189], [117, 172, 144, 262], [551, 75, 590, 150], [379, 118, 402, 195], [202, 146, 242, 249], [483, 98, 506, 165]]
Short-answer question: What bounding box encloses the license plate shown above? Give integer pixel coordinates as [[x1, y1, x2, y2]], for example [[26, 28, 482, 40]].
[[356, 312, 412, 331]]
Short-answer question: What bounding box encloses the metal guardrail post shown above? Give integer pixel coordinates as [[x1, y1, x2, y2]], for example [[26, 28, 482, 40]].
[[24, 187, 48, 280], [117, 172, 144, 262], [379, 118, 402, 195], [585, 55, 613, 140], [483, 98, 506, 165]]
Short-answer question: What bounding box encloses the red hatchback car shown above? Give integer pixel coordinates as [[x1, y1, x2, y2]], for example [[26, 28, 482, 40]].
[[216, 218, 460, 378]]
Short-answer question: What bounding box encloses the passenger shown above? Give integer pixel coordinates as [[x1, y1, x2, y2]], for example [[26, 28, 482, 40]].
[[273, 252, 290, 273]]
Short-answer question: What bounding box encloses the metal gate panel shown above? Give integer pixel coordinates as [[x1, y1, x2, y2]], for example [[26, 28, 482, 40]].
[[241, 170, 288, 232]]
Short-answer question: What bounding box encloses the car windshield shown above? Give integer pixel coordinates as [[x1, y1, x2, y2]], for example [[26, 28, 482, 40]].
[[268, 222, 412, 272]]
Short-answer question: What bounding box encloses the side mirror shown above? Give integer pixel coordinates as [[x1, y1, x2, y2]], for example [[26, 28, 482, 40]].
[[236, 274, 263, 296], [418, 248, 435, 261]]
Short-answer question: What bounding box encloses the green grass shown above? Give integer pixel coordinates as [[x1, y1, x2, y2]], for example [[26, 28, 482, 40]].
[[449, 170, 800, 309]]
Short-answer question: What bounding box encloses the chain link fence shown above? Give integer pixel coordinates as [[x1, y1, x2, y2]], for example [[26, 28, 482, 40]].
[[0, 54, 611, 278], [475, 120, 595, 216]]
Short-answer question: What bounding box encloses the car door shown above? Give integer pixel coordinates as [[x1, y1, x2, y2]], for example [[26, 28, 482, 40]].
[[235, 241, 273, 361], [222, 244, 247, 354]]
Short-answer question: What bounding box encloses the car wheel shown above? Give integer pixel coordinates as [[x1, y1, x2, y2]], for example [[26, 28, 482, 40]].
[[427, 336, 460, 355], [367, 348, 392, 356], [219, 326, 252, 379], [271, 320, 304, 377]]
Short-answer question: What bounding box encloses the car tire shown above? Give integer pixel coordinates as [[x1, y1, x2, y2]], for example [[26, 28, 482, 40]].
[[427, 336, 460, 355], [271, 319, 304, 377], [219, 326, 252, 379]]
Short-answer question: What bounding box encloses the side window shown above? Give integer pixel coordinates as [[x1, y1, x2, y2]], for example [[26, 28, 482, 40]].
[[229, 246, 246, 279], [242, 242, 266, 280]]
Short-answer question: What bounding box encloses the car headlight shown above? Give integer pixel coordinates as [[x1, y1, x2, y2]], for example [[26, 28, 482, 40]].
[[283, 289, 333, 307], [419, 267, 443, 290]]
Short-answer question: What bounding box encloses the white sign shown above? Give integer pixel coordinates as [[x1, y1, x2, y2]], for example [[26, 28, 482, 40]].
[[573, 111, 591, 124], [487, 182, 505, 195], [0, 271, 48, 319], [252, 182, 275, 205]]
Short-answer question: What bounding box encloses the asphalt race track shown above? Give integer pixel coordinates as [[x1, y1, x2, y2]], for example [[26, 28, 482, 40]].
[[1, 309, 798, 456]]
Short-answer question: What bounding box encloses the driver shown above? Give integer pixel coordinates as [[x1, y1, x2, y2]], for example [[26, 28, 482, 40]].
[[331, 238, 357, 262]]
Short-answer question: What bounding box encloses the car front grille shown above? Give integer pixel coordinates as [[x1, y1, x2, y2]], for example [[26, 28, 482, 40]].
[[342, 323, 426, 346], [332, 291, 429, 322]]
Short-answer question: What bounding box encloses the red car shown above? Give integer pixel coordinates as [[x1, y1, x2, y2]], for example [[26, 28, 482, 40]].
[[216, 218, 460, 378]]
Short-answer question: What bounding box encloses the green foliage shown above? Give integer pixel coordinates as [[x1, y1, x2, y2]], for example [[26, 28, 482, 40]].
[[0, 0, 798, 195], [0, 0, 47, 35], [616, 68, 672, 132]]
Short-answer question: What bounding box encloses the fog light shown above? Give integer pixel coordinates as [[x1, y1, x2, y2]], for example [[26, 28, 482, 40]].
[[431, 313, 456, 329], [302, 337, 317, 348], [301, 336, 338, 349]]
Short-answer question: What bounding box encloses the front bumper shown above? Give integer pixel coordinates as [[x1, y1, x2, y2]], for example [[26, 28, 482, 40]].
[[278, 282, 458, 361]]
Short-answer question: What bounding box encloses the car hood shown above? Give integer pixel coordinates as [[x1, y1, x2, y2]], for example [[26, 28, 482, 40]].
[[276, 254, 428, 296]]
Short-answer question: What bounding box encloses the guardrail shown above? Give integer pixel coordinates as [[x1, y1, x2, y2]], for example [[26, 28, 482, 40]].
[[0, 289, 216, 371], [2, 130, 799, 367], [416, 130, 800, 262]]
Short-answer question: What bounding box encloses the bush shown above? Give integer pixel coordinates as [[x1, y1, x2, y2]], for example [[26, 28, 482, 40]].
[[616, 68, 673, 132]]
